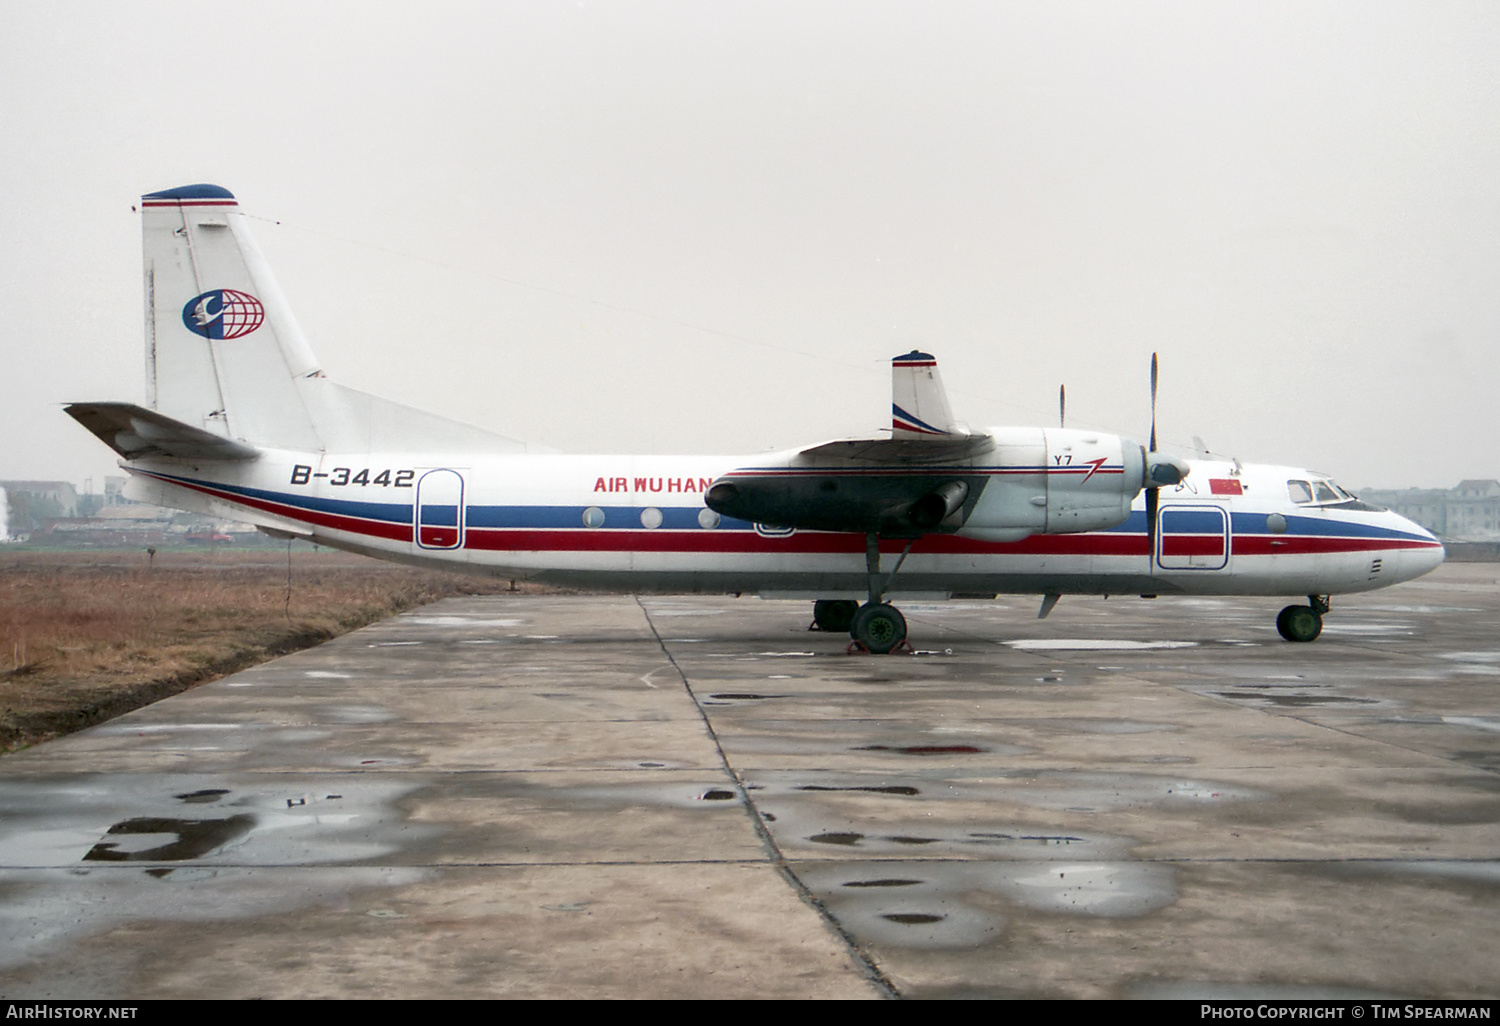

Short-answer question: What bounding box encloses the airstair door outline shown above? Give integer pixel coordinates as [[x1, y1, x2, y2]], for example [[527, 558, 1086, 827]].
[[1156, 505, 1230, 570], [416, 469, 465, 550]]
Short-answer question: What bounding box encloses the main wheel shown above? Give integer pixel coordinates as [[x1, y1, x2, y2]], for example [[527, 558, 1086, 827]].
[[1276, 604, 1323, 643], [812, 599, 859, 633], [850, 602, 907, 654]]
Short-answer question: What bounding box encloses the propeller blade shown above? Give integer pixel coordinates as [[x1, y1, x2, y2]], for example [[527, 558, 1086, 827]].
[[1146, 483, 1158, 568], [1059, 384, 1066, 429], [1149, 352, 1158, 453], [1147, 352, 1160, 572]]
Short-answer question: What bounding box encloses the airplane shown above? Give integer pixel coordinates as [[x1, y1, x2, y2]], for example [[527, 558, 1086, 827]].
[[67, 184, 1445, 654]]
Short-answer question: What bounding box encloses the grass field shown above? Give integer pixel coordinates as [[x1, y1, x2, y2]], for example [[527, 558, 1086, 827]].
[[0, 547, 533, 751]]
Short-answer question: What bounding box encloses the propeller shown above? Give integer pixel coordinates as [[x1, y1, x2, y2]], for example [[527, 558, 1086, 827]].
[[1146, 354, 1159, 567], [1143, 352, 1190, 569]]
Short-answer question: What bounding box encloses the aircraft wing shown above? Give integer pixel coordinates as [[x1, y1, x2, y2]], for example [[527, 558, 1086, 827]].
[[65, 402, 261, 462], [796, 433, 994, 464], [705, 353, 995, 534]]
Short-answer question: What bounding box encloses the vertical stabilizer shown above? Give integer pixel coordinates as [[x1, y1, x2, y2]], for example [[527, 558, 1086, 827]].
[[141, 184, 322, 450], [138, 184, 548, 457], [891, 351, 961, 438]]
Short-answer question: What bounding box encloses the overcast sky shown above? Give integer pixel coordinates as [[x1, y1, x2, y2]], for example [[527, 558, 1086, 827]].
[[3, 0, 1497, 491]]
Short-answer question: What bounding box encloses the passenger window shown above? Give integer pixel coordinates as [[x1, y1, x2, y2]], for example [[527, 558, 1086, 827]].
[[1288, 480, 1314, 504]]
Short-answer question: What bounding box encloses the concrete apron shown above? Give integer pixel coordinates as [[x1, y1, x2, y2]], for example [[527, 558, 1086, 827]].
[[1, 564, 1498, 999]]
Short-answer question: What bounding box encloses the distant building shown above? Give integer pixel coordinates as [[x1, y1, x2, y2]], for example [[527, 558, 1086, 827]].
[[0, 480, 81, 531], [1360, 480, 1500, 541]]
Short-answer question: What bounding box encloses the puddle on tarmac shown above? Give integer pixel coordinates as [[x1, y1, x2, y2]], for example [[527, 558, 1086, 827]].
[[645, 608, 730, 617], [1213, 691, 1377, 707], [748, 769, 1264, 817], [797, 859, 1176, 950], [854, 745, 985, 756], [1440, 651, 1500, 664], [84, 815, 257, 862], [1359, 860, 1500, 885], [1319, 623, 1414, 636], [402, 616, 524, 628], [712, 719, 1034, 758], [1007, 640, 1198, 651], [845, 878, 922, 888], [1440, 716, 1500, 733], [0, 776, 427, 869], [1022, 719, 1175, 735], [501, 778, 757, 812]]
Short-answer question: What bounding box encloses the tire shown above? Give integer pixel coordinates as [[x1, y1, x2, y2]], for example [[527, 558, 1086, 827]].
[[1276, 604, 1322, 643], [851, 603, 907, 654], [812, 599, 859, 633]]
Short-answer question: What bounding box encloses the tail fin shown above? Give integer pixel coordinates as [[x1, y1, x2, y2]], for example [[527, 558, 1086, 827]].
[[139, 184, 541, 455], [890, 351, 963, 438], [142, 185, 323, 450]]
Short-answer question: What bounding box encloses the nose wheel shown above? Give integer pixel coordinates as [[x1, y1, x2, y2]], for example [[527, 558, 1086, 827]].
[[1276, 595, 1329, 643]]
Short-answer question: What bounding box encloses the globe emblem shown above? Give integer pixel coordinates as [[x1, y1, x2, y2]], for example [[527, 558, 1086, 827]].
[[217, 289, 265, 338], [181, 289, 265, 339]]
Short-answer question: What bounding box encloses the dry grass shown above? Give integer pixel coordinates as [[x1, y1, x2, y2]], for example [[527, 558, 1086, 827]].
[[0, 547, 537, 751]]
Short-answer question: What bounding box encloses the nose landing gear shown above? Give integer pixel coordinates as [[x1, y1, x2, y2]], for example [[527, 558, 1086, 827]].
[[1276, 595, 1329, 643]]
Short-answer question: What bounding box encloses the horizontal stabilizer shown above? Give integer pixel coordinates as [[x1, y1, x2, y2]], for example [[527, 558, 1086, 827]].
[[65, 402, 261, 462]]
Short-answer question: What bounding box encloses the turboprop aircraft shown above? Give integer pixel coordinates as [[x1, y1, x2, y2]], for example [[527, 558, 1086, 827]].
[[67, 185, 1445, 653]]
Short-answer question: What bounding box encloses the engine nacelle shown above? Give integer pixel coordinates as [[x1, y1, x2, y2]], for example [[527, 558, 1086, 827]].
[[961, 428, 1145, 539], [704, 428, 1146, 540]]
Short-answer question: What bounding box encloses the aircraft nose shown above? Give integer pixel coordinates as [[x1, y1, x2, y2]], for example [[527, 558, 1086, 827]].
[[1393, 514, 1445, 581]]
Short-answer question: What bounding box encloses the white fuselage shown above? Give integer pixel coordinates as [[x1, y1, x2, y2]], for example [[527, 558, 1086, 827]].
[[124, 448, 1444, 601]]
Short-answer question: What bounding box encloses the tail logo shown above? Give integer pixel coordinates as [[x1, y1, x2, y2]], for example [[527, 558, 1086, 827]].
[[181, 289, 265, 339]]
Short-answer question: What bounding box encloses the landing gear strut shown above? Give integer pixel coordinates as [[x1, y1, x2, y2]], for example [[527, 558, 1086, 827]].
[[846, 532, 916, 654], [1276, 595, 1329, 643]]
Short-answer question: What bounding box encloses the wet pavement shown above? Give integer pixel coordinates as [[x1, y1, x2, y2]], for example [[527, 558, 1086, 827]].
[[0, 563, 1497, 999]]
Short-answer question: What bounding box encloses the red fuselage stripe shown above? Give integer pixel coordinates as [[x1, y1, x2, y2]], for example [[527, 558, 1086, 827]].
[[145, 472, 1441, 558]]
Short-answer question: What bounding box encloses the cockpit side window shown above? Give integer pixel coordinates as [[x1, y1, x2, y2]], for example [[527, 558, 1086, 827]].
[[1288, 480, 1314, 504], [1313, 481, 1340, 503]]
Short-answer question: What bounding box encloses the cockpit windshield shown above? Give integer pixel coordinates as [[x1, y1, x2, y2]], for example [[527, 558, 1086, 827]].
[[1288, 478, 1379, 509]]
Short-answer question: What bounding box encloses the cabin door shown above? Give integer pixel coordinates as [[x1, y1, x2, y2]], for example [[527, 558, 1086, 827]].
[[415, 469, 465, 550], [1156, 505, 1229, 571]]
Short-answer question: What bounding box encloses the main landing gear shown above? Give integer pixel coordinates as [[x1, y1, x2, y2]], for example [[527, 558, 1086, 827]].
[[810, 533, 917, 654], [850, 602, 908, 654], [1276, 595, 1329, 643], [811, 599, 858, 633]]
